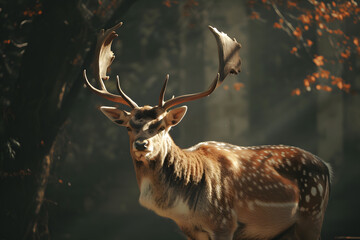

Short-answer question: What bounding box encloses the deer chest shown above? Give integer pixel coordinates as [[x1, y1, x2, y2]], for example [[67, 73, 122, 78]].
[[138, 177, 192, 220]]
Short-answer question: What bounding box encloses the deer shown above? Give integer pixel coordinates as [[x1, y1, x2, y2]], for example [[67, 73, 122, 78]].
[[83, 22, 331, 240]]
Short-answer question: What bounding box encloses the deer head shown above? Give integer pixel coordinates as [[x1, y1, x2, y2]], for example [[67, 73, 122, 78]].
[[83, 22, 241, 163]]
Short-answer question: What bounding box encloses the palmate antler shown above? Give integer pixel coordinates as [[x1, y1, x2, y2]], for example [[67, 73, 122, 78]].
[[83, 22, 138, 108], [159, 26, 241, 110], [84, 23, 241, 110]]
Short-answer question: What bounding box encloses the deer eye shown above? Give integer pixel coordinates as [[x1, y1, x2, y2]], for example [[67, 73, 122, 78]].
[[158, 126, 165, 132]]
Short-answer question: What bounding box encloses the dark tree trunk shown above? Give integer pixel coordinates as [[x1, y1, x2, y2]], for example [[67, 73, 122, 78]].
[[0, 0, 136, 239]]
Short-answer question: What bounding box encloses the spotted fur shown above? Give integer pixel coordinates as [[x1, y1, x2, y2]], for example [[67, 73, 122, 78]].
[[100, 106, 331, 240]]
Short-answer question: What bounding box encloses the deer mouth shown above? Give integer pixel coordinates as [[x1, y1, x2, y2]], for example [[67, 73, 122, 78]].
[[133, 150, 151, 161]]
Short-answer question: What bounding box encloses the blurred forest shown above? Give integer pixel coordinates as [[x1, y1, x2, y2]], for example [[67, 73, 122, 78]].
[[0, 0, 359, 239]]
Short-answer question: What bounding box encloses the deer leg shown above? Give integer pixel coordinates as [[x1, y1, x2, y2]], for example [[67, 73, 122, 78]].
[[293, 216, 323, 240], [211, 219, 238, 240], [271, 224, 299, 240], [270, 215, 323, 240], [179, 225, 211, 240]]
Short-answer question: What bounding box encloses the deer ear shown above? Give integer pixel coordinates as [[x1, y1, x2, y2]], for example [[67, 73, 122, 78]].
[[165, 106, 187, 127], [100, 106, 131, 126]]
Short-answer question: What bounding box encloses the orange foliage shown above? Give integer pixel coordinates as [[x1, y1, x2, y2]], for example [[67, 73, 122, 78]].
[[316, 85, 332, 92], [298, 14, 311, 24], [306, 39, 313, 46], [354, 37, 359, 46], [340, 49, 351, 59], [233, 82, 244, 91], [163, 0, 179, 8], [320, 69, 330, 79], [247, 0, 358, 95], [293, 27, 302, 39], [250, 11, 260, 19], [291, 88, 301, 96], [273, 22, 282, 29], [287, 1, 297, 8], [331, 76, 351, 92], [313, 55, 325, 66], [163, 0, 172, 7], [23, 3, 42, 17], [290, 47, 297, 54]]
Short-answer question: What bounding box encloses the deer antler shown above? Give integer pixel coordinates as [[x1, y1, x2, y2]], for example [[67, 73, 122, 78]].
[[83, 22, 138, 108], [160, 26, 241, 110]]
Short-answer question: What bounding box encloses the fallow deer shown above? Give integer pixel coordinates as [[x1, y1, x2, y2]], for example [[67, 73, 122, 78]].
[[83, 22, 331, 240]]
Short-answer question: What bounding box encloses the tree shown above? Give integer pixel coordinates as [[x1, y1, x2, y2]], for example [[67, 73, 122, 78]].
[[248, 0, 359, 95], [0, 0, 136, 239]]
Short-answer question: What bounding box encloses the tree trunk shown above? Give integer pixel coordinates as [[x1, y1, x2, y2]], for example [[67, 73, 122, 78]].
[[0, 0, 136, 239]]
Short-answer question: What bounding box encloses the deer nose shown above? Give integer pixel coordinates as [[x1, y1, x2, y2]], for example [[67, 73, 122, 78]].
[[134, 139, 149, 151]]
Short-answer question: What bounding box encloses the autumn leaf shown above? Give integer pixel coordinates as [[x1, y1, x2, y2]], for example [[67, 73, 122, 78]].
[[306, 39, 313, 46], [304, 79, 310, 87], [223, 85, 229, 90], [290, 47, 297, 54], [313, 55, 324, 66], [287, 1, 297, 8], [291, 88, 301, 96], [320, 69, 330, 79], [354, 37, 359, 46], [293, 27, 302, 39], [299, 14, 311, 24], [250, 11, 260, 20], [323, 14, 330, 22], [316, 85, 332, 92], [163, 0, 171, 7], [343, 83, 351, 92], [233, 82, 244, 91], [273, 22, 282, 29], [340, 49, 351, 59]]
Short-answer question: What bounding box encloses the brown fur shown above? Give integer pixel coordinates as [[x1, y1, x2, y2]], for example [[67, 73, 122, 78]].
[[100, 106, 331, 240]]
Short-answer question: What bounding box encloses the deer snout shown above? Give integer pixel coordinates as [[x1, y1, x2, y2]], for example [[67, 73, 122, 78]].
[[134, 138, 149, 151]]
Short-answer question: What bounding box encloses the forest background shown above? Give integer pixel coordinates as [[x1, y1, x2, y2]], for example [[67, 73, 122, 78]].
[[0, 0, 359, 239]]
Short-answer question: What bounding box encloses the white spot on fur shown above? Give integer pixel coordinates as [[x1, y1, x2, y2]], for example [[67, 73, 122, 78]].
[[247, 201, 255, 211], [286, 159, 291, 166], [318, 184, 324, 197], [311, 187, 317, 196], [216, 185, 222, 200]]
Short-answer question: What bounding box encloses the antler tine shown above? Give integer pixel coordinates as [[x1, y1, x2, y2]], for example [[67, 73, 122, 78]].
[[83, 22, 138, 108], [83, 70, 132, 104], [158, 74, 169, 107], [162, 74, 220, 110], [116, 76, 139, 108]]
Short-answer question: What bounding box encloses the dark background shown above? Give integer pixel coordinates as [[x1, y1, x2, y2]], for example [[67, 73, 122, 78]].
[[1, 0, 359, 239]]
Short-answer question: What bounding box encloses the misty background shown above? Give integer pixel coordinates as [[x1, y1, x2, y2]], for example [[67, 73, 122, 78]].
[[1, 0, 359, 239]]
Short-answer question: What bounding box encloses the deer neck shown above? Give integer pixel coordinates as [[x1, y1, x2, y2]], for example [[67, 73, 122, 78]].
[[134, 135, 206, 215], [133, 135, 204, 183]]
